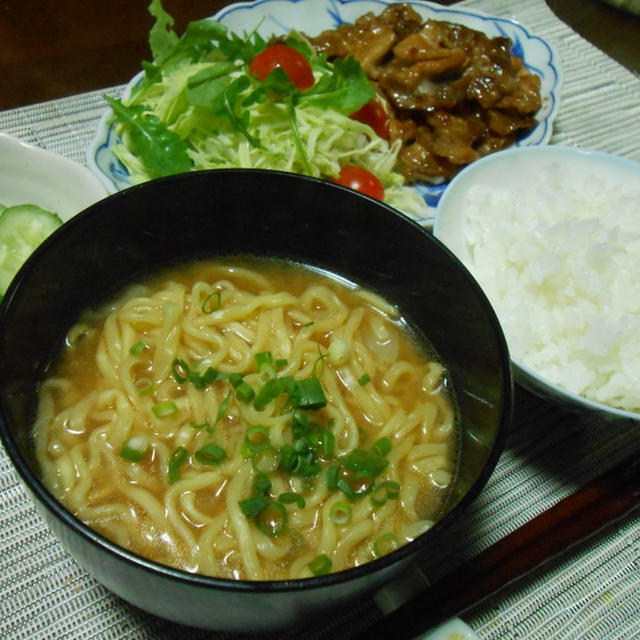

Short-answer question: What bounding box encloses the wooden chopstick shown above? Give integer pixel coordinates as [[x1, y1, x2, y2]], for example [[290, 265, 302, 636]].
[[359, 452, 640, 640]]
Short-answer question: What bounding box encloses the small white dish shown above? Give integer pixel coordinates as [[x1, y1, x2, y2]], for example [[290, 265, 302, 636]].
[[87, 0, 562, 226], [434, 145, 640, 422], [418, 617, 480, 640], [0, 133, 108, 221]]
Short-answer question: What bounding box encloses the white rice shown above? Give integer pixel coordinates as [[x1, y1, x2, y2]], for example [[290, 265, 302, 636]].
[[463, 161, 640, 413]]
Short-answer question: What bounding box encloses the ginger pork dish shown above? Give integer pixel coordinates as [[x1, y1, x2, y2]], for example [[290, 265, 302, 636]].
[[311, 3, 543, 182]]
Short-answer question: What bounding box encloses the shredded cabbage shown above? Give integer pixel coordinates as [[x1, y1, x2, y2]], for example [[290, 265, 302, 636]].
[[109, 23, 430, 221]]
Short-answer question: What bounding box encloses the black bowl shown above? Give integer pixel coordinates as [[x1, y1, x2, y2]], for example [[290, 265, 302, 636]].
[[0, 169, 512, 631]]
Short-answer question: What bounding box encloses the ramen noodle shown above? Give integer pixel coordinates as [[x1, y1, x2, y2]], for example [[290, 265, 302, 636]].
[[34, 258, 458, 580]]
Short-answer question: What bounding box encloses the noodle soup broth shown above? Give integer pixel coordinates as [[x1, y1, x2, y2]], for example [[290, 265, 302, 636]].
[[34, 257, 459, 581]]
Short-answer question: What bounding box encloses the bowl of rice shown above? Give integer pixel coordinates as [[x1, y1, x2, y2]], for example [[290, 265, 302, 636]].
[[434, 145, 640, 422]]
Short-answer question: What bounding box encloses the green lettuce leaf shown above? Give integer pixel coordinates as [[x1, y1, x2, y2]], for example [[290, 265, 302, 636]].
[[106, 96, 191, 178]]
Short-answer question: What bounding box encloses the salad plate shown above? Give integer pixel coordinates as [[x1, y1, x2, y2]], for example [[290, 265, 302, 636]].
[[87, 0, 562, 226]]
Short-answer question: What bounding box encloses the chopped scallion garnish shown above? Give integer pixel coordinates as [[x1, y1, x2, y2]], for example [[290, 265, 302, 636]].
[[135, 377, 154, 395], [292, 377, 327, 410], [307, 554, 332, 576], [129, 340, 147, 356], [311, 347, 328, 379], [190, 420, 211, 430], [252, 474, 272, 496], [195, 443, 227, 466], [358, 373, 371, 386], [336, 478, 358, 502], [340, 447, 388, 477], [202, 291, 222, 314], [235, 380, 255, 403], [239, 494, 269, 518], [326, 465, 340, 490], [152, 400, 178, 418], [171, 358, 191, 383], [168, 446, 188, 484], [278, 492, 306, 509], [371, 437, 392, 458], [329, 501, 352, 525], [373, 532, 401, 557], [252, 447, 281, 474], [370, 481, 400, 506], [120, 436, 149, 462], [214, 391, 232, 427], [245, 425, 270, 452], [255, 501, 287, 537], [291, 410, 309, 438]]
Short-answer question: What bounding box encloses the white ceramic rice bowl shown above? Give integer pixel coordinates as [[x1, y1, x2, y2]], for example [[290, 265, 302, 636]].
[[434, 145, 640, 422]]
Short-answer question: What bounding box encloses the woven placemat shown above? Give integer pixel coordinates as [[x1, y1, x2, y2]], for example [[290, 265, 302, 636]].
[[1, 1, 640, 638]]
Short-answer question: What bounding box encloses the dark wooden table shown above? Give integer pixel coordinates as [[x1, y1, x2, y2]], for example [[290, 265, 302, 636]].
[[0, 0, 638, 112]]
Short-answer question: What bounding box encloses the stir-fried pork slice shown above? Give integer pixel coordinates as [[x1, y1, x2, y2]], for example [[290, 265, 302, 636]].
[[311, 13, 396, 75], [309, 3, 543, 182]]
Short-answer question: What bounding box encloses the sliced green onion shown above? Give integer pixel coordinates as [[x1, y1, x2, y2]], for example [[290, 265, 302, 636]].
[[129, 340, 146, 356], [311, 348, 328, 379], [326, 465, 340, 490], [171, 358, 191, 383], [330, 501, 352, 525], [255, 351, 274, 368], [275, 358, 288, 369], [307, 554, 332, 576], [253, 376, 294, 410], [278, 492, 306, 508], [252, 473, 272, 496], [245, 425, 270, 452], [135, 377, 154, 395], [153, 400, 178, 418], [372, 437, 392, 458], [340, 448, 388, 477], [293, 377, 327, 410], [202, 367, 219, 385], [371, 481, 401, 506], [239, 494, 269, 518], [120, 436, 149, 462], [202, 291, 221, 314], [235, 380, 255, 403], [168, 446, 188, 484], [195, 444, 227, 466], [291, 410, 309, 438], [255, 501, 287, 537], [337, 478, 358, 502], [252, 447, 281, 474], [319, 430, 335, 459], [214, 391, 232, 427], [373, 533, 401, 557], [281, 443, 320, 478], [190, 420, 211, 430], [255, 351, 277, 380], [189, 366, 219, 390], [358, 373, 371, 386], [302, 321, 314, 328], [228, 373, 244, 387]]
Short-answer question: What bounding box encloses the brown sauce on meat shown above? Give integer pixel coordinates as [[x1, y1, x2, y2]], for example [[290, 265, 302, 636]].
[[310, 3, 542, 182]]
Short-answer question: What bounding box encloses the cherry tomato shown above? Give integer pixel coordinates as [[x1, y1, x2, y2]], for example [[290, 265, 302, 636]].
[[249, 44, 314, 90], [332, 166, 385, 201], [350, 99, 389, 140]]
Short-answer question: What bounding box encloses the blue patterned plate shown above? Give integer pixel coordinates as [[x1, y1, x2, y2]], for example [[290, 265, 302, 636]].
[[87, 0, 562, 226]]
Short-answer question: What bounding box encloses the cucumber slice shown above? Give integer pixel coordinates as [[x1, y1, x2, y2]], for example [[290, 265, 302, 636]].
[[0, 204, 63, 294]]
